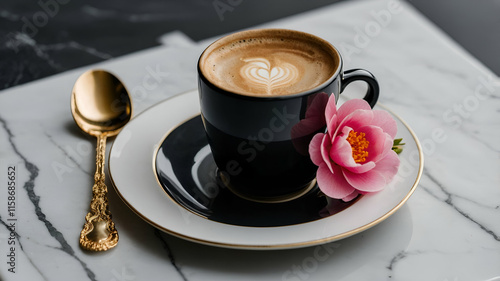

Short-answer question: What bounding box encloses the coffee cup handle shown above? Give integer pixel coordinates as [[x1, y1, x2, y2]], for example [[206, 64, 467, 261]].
[[341, 69, 379, 108]]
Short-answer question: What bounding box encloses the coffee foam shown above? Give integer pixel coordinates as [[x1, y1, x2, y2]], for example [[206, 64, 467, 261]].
[[240, 57, 299, 95], [200, 33, 338, 97]]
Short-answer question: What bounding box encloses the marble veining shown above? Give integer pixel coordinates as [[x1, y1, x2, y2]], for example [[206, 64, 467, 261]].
[[153, 229, 189, 281], [1, 112, 187, 280], [43, 132, 93, 177], [386, 249, 414, 278], [6, 33, 113, 63], [0, 217, 49, 280], [0, 0, 216, 91], [0, 10, 24, 24], [421, 168, 500, 242], [6, 33, 59, 69], [0, 116, 98, 281], [82, 5, 200, 22], [2, 32, 115, 90]]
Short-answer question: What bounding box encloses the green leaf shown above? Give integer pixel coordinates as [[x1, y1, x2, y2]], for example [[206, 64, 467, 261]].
[[392, 138, 405, 154]]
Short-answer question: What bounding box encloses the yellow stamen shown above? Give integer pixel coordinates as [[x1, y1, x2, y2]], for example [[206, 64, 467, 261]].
[[347, 131, 369, 163]]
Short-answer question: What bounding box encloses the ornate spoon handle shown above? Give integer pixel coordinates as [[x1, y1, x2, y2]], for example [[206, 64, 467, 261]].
[[79, 134, 118, 251]]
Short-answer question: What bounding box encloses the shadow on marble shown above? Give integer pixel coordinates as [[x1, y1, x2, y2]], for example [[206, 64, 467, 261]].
[[97, 169, 413, 279], [64, 119, 92, 139], [159, 204, 414, 280]]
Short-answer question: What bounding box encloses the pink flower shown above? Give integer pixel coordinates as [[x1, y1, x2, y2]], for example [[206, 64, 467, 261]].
[[308, 95, 400, 202], [290, 92, 329, 155]]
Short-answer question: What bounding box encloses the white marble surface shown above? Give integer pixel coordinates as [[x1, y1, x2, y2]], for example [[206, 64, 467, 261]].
[[1, 0, 499, 280]]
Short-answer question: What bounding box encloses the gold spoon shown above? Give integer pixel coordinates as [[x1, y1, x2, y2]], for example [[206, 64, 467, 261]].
[[71, 69, 132, 251]]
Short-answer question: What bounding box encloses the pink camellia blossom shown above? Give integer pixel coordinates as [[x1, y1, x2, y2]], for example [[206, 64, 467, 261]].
[[308, 95, 400, 202]]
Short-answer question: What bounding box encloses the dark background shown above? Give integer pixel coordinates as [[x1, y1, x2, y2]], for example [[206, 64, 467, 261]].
[[1, 0, 499, 91]]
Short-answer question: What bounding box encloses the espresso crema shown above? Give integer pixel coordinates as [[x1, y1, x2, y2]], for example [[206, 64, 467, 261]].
[[200, 31, 339, 96]]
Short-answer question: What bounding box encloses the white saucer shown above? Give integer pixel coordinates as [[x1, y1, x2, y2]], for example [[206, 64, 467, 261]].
[[109, 90, 423, 250]]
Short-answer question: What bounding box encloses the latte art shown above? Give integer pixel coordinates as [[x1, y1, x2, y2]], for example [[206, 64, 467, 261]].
[[199, 29, 338, 96], [240, 58, 299, 94]]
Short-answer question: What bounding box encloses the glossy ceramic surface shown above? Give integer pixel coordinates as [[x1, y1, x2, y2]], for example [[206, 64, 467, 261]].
[[154, 115, 358, 227]]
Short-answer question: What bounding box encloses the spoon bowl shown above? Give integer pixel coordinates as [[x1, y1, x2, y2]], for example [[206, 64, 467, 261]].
[[71, 69, 132, 251], [71, 70, 132, 136]]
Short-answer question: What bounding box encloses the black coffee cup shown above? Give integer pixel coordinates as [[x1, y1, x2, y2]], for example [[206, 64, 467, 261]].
[[198, 29, 378, 203]]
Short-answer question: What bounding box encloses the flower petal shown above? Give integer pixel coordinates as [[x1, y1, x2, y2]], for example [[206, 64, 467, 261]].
[[342, 190, 360, 202], [372, 110, 398, 139], [309, 133, 325, 166], [371, 150, 400, 183], [338, 109, 374, 133], [320, 133, 333, 173], [330, 126, 356, 167], [326, 114, 338, 139], [344, 161, 376, 174], [325, 93, 337, 127], [317, 163, 355, 199], [336, 99, 371, 124], [342, 167, 387, 193], [356, 125, 393, 163], [330, 126, 376, 173]]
